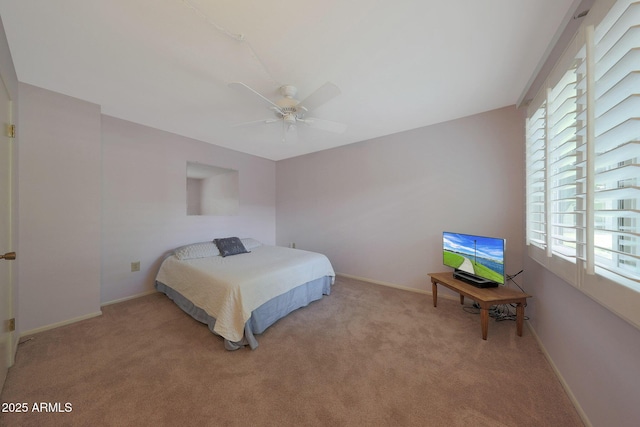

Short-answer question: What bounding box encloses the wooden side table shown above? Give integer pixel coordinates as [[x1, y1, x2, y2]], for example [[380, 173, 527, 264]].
[[429, 272, 531, 340]]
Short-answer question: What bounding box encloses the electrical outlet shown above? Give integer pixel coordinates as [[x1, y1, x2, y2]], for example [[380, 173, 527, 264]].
[[290, 242, 296, 249], [131, 261, 140, 272]]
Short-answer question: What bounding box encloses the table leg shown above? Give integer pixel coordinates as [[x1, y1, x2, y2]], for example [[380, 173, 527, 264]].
[[432, 281, 438, 307], [459, 294, 464, 305], [480, 308, 489, 340], [516, 303, 524, 336]]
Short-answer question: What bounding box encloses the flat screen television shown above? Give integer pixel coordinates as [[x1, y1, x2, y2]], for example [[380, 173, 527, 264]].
[[442, 231, 506, 288]]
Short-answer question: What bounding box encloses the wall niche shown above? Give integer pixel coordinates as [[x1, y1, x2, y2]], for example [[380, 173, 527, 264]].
[[186, 162, 239, 216]]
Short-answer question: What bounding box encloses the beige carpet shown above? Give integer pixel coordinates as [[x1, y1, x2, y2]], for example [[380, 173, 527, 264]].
[[0, 276, 582, 426]]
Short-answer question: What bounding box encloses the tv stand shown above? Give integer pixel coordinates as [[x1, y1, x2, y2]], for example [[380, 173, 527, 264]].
[[453, 270, 498, 288], [429, 272, 531, 340]]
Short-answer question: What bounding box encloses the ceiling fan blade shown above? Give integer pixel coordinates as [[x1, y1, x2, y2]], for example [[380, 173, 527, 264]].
[[231, 118, 279, 128], [228, 82, 283, 112], [298, 117, 347, 134], [297, 82, 341, 112]]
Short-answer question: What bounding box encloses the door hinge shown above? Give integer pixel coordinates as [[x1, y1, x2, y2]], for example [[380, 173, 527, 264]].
[[0, 251, 16, 260], [7, 318, 15, 332], [7, 124, 15, 138]]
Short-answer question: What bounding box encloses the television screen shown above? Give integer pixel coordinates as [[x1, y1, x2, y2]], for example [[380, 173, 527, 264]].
[[443, 231, 506, 286]]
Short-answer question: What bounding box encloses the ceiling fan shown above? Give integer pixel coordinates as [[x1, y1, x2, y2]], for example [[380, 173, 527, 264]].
[[228, 81, 347, 141]]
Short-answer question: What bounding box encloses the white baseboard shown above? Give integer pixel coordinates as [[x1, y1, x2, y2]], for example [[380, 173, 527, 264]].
[[336, 272, 458, 301], [525, 321, 591, 427], [101, 290, 157, 307], [20, 311, 103, 338]]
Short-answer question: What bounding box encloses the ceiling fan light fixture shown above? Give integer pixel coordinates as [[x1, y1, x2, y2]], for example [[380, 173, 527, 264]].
[[283, 113, 297, 125]]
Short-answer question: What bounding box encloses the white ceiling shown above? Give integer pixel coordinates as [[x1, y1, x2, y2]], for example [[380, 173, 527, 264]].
[[0, 0, 578, 161]]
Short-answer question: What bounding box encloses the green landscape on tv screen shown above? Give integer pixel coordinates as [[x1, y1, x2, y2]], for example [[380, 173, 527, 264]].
[[442, 232, 505, 284]]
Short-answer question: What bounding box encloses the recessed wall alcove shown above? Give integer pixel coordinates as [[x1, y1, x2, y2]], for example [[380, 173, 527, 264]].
[[186, 161, 239, 216]]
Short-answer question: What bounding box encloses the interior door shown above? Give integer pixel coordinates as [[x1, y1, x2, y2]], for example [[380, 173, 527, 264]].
[[0, 73, 14, 391]]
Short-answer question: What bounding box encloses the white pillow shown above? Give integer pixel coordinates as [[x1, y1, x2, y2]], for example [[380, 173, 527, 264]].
[[174, 241, 220, 260], [240, 238, 262, 250]]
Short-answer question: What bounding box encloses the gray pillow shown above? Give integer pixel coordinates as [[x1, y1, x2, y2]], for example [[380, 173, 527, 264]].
[[214, 237, 249, 257]]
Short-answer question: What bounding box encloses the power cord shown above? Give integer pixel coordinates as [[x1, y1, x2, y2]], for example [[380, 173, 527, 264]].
[[463, 303, 529, 321], [507, 270, 526, 293], [462, 269, 529, 321]]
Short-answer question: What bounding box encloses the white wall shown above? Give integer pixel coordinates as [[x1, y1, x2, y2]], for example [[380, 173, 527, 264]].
[[526, 258, 640, 427], [276, 106, 526, 292], [101, 116, 276, 303], [18, 83, 102, 333], [16, 87, 276, 330]]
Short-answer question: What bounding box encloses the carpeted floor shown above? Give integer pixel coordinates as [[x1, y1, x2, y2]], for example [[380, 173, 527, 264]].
[[0, 276, 583, 426]]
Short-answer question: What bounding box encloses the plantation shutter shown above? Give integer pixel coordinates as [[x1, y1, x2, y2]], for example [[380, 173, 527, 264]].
[[547, 67, 579, 260], [526, 103, 547, 250], [524, 0, 640, 328], [590, 0, 640, 282]]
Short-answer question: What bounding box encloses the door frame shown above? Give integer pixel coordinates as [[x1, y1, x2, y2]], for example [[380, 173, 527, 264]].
[[0, 77, 17, 392]]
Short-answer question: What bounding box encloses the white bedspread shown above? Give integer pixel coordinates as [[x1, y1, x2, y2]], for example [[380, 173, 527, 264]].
[[155, 245, 335, 342]]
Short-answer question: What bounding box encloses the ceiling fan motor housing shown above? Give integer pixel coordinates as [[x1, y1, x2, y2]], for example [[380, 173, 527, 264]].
[[280, 85, 297, 98]]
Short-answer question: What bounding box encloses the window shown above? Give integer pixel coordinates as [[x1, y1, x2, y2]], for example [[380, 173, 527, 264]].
[[525, 0, 640, 329]]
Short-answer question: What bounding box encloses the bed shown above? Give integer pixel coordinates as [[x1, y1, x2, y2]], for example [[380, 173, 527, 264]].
[[155, 238, 335, 350]]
